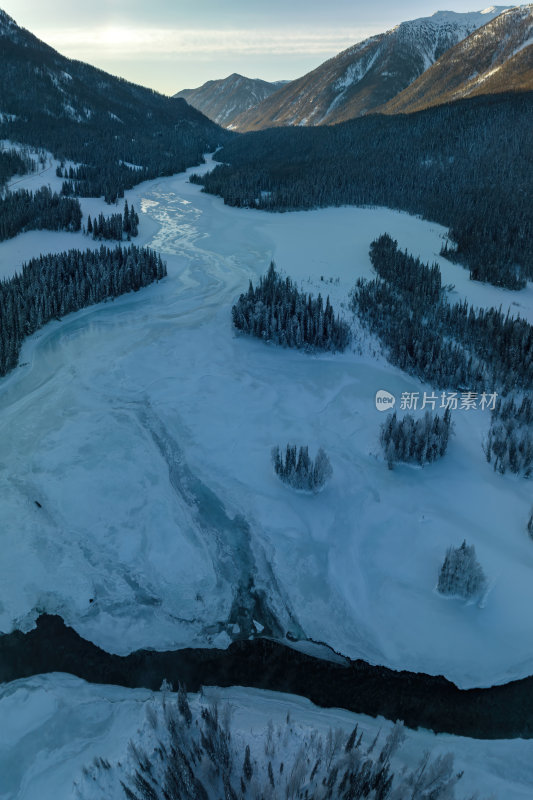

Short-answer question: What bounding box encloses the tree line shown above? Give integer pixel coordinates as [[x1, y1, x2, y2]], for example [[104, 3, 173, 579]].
[[0, 244, 166, 376], [0, 185, 82, 241], [5, 109, 228, 205], [0, 147, 35, 188], [232, 261, 350, 351]]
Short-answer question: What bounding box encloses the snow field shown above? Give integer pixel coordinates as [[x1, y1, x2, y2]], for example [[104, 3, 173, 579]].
[[1, 675, 533, 800]]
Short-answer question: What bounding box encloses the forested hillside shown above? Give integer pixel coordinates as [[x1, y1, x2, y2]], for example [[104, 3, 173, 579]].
[[193, 92, 533, 288], [0, 10, 231, 202]]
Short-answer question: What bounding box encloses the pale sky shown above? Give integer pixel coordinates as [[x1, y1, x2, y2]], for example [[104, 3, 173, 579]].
[[1, 1, 504, 95]]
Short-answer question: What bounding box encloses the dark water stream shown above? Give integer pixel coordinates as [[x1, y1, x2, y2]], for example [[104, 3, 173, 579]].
[[2, 614, 533, 740]]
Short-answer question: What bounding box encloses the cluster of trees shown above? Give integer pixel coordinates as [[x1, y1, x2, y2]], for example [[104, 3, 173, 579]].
[[440, 240, 524, 290], [192, 93, 533, 289], [0, 244, 166, 376], [491, 395, 533, 427], [87, 200, 139, 241], [370, 234, 442, 304], [232, 262, 350, 352], [437, 541, 487, 601], [0, 185, 82, 241], [81, 688, 474, 800], [60, 162, 149, 205], [380, 410, 452, 468], [0, 147, 35, 188], [352, 236, 533, 392], [271, 444, 333, 492], [484, 397, 533, 477]]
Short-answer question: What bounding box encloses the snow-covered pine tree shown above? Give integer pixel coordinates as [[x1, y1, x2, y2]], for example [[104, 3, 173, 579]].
[[437, 540, 487, 600], [130, 204, 139, 237], [123, 199, 130, 237], [83, 695, 473, 800], [313, 447, 333, 490], [232, 262, 350, 352], [485, 400, 533, 478]]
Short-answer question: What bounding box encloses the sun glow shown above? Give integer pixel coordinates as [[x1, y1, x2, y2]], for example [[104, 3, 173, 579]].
[[98, 27, 142, 48]]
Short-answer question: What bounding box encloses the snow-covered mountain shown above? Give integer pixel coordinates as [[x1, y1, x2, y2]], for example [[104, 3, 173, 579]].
[[230, 7, 510, 130], [380, 4, 533, 114], [174, 73, 288, 126]]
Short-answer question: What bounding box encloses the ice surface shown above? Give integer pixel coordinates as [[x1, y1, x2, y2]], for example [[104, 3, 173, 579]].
[[0, 155, 532, 688]]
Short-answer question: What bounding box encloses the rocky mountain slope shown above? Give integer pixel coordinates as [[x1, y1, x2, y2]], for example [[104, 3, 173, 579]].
[[230, 7, 510, 130], [379, 4, 533, 114], [174, 73, 287, 126]]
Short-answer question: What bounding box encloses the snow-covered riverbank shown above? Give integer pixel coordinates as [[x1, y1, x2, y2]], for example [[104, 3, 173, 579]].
[[2, 675, 533, 800]]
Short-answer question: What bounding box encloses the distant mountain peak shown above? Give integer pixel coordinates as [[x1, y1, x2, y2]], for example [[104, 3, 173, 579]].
[[174, 74, 287, 126]]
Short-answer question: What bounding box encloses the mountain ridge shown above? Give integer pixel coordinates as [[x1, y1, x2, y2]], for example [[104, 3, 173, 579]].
[[229, 6, 511, 130], [379, 4, 533, 113]]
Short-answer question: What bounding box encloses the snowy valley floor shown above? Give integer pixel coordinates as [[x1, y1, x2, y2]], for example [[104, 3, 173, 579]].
[[1, 152, 533, 796]]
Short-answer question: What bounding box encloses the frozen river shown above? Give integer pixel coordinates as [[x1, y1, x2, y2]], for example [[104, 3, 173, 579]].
[[1, 156, 532, 689]]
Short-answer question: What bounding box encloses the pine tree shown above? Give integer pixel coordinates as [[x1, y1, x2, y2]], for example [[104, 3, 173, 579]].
[[437, 540, 487, 600], [242, 745, 253, 782], [123, 199, 130, 236], [177, 683, 192, 727], [130, 205, 139, 236]]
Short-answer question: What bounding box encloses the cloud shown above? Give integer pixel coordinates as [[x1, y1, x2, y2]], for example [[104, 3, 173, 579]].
[[36, 26, 371, 59]]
